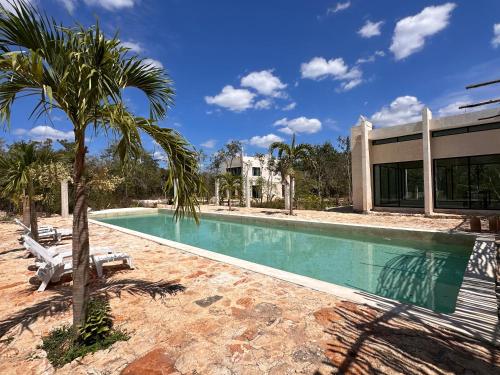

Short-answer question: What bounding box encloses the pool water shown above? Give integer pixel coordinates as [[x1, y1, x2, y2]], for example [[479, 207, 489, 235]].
[[98, 213, 472, 313]]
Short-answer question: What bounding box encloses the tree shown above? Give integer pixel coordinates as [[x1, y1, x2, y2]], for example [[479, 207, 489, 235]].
[[0, 2, 201, 326], [0, 141, 53, 240], [269, 134, 310, 215], [217, 172, 242, 211]]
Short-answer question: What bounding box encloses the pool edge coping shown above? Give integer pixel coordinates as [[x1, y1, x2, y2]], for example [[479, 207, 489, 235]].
[[89, 207, 498, 346]]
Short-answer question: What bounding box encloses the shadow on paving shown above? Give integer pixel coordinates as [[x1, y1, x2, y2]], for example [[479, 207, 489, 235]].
[[318, 303, 499, 374], [0, 277, 185, 339]]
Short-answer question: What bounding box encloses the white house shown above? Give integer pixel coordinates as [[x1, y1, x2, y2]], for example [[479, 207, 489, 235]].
[[217, 153, 283, 206]]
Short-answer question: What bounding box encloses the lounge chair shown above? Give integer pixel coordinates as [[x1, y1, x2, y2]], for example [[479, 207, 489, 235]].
[[14, 218, 72, 242], [21, 235, 134, 292]]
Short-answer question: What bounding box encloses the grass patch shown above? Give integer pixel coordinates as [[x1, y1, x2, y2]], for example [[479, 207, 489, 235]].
[[40, 297, 129, 368]]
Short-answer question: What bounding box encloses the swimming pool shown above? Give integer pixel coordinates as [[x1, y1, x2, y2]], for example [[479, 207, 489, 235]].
[[97, 212, 473, 313]]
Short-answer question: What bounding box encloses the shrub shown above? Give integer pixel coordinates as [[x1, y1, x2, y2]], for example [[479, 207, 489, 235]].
[[251, 198, 285, 209], [40, 297, 129, 368]]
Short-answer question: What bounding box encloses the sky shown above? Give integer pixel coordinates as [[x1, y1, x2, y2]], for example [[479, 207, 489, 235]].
[[0, 0, 499, 158]]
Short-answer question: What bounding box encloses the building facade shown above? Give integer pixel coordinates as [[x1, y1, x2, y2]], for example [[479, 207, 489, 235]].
[[351, 107, 500, 215], [218, 154, 283, 205]]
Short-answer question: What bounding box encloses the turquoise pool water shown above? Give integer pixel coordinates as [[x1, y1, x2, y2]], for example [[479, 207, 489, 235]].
[[98, 213, 472, 313]]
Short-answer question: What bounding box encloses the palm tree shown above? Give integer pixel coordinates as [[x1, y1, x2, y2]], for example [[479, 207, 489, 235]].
[[269, 134, 310, 215], [0, 141, 49, 240], [0, 1, 202, 326], [218, 172, 242, 211]]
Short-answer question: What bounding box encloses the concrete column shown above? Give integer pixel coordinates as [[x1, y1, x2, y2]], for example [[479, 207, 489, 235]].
[[245, 176, 251, 208], [284, 176, 290, 210], [422, 108, 434, 216], [173, 178, 179, 208], [214, 178, 220, 205], [360, 117, 373, 213], [60, 179, 69, 218]]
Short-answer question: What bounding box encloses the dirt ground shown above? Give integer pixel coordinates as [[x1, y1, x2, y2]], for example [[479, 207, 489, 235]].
[[0, 213, 498, 374]]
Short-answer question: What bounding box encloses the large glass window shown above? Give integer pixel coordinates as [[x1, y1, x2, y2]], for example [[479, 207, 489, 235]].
[[226, 167, 242, 176], [373, 161, 424, 208], [252, 167, 261, 176], [434, 154, 500, 210]]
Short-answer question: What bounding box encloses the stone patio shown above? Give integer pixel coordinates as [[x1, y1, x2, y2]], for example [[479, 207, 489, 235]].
[[0, 213, 499, 374]]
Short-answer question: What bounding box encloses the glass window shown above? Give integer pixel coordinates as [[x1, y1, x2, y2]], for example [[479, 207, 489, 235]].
[[252, 167, 261, 176], [434, 155, 500, 210], [226, 167, 242, 176], [434, 158, 469, 209], [373, 161, 423, 207], [251, 185, 261, 199]]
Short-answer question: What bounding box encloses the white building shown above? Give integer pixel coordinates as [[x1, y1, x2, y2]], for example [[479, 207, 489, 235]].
[[217, 153, 283, 206]]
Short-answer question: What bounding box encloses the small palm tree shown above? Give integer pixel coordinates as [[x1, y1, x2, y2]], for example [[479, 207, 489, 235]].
[[0, 141, 50, 240], [269, 134, 310, 215], [218, 172, 242, 211], [0, 1, 202, 326]]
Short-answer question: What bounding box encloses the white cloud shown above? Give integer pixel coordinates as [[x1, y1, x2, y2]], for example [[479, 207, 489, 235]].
[[143, 58, 163, 69], [152, 151, 167, 161], [371, 96, 424, 127], [274, 117, 322, 134], [83, 0, 136, 11], [249, 134, 284, 149], [122, 40, 144, 54], [205, 85, 256, 112], [327, 1, 351, 15], [282, 102, 296, 111], [14, 125, 74, 141], [358, 20, 384, 38], [300, 57, 363, 90], [437, 101, 468, 117], [201, 139, 216, 148], [55, 0, 77, 13], [0, 0, 34, 12], [241, 70, 287, 97], [356, 50, 385, 64], [390, 3, 456, 60], [255, 98, 272, 110], [492, 24, 500, 48]]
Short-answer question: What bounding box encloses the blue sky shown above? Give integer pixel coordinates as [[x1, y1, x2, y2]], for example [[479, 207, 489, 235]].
[[1, 0, 499, 158]]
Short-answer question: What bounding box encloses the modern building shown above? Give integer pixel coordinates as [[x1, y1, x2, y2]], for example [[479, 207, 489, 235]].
[[351, 107, 500, 215], [218, 153, 283, 205]]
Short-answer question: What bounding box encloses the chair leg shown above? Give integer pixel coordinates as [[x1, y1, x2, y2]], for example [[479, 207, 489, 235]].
[[37, 275, 50, 292], [125, 256, 134, 269], [95, 261, 104, 277]]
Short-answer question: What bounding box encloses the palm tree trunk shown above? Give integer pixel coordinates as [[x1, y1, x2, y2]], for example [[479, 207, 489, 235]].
[[72, 132, 90, 327], [28, 179, 38, 242], [289, 176, 294, 216], [228, 192, 231, 211]]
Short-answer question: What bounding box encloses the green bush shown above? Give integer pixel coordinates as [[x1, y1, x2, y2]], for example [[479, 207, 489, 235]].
[[40, 298, 129, 368], [251, 198, 285, 209]]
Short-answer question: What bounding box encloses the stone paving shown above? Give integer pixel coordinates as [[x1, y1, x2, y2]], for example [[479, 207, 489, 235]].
[[195, 205, 476, 232], [0, 214, 499, 374]]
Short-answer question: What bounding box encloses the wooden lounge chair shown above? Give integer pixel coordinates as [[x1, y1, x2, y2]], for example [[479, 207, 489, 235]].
[[14, 218, 72, 242], [22, 235, 134, 292]]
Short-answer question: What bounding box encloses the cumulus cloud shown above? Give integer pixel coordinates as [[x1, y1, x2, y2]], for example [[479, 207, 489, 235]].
[[152, 151, 167, 161], [201, 139, 216, 148], [0, 0, 34, 12], [14, 125, 74, 141], [356, 50, 385, 64], [282, 102, 296, 111], [274, 117, 322, 135], [83, 0, 136, 11], [241, 70, 287, 97], [255, 98, 273, 110], [358, 20, 384, 38], [327, 1, 351, 15], [122, 40, 144, 54], [300, 57, 362, 90], [437, 101, 468, 117], [55, 0, 77, 13], [249, 134, 284, 149], [370, 96, 424, 127], [492, 24, 500, 48], [390, 3, 456, 60], [205, 85, 256, 112], [143, 58, 163, 69]]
